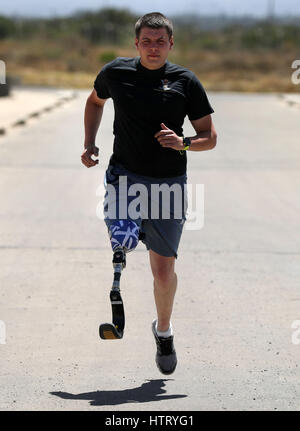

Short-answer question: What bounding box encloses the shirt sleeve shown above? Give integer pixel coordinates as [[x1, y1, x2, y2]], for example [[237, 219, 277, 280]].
[[93, 66, 111, 99], [186, 74, 214, 121]]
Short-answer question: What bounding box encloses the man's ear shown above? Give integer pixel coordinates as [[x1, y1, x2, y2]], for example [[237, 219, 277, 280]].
[[135, 38, 139, 49], [169, 36, 174, 50]]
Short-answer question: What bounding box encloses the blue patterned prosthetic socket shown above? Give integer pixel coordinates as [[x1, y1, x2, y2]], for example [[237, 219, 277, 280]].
[[109, 220, 140, 253]]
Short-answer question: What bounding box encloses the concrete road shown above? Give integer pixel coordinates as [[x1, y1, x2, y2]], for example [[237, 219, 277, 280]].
[[0, 90, 300, 411]]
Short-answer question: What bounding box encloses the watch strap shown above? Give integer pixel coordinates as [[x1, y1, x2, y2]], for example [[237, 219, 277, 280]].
[[179, 136, 191, 155]]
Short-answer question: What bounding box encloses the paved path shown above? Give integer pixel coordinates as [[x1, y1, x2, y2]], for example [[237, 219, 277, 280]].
[[0, 86, 77, 134], [0, 89, 300, 411]]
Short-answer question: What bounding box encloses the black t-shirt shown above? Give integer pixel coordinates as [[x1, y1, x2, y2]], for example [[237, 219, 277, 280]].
[[94, 56, 214, 178]]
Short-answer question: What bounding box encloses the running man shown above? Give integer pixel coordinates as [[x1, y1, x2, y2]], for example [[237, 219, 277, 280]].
[[82, 12, 217, 374]]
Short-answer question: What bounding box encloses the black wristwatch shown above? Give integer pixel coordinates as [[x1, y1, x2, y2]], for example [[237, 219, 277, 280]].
[[183, 137, 191, 150], [179, 137, 191, 155]]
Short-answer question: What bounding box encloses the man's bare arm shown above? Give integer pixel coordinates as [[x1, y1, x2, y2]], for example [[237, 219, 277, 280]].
[[187, 115, 217, 151], [155, 115, 217, 153], [84, 89, 107, 148], [82, 89, 108, 168]]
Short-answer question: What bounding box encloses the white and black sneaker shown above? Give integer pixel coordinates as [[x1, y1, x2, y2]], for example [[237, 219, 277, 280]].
[[152, 319, 177, 375]]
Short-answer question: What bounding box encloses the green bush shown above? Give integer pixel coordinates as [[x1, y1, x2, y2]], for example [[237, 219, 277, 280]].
[[0, 15, 15, 39], [99, 50, 117, 63]]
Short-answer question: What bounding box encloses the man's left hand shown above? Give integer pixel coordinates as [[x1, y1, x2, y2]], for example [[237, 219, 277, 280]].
[[154, 123, 184, 151]]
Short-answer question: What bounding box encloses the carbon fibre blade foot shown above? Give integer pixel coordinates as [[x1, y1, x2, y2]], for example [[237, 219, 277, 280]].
[[99, 323, 123, 340]]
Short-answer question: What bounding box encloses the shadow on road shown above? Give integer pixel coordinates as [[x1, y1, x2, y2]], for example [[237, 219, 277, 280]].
[[50, 379, 187, 406]]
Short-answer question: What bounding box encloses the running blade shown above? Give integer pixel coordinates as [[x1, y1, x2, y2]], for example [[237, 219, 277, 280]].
[[99, 323, 123, 340]]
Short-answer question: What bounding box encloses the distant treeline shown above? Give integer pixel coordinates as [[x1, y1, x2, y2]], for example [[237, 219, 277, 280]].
[[1, 7, 300, 51]]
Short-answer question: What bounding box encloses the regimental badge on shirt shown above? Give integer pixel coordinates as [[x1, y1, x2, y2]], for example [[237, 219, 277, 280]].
[[162, 79, 171, 91]]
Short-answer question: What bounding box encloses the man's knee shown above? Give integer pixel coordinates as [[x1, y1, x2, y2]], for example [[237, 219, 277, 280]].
[[153, 268, 176, 286], [150, 252, 176, 285]]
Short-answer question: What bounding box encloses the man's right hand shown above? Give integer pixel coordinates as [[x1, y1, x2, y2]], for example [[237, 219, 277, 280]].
[[81, 144, 99, 168]]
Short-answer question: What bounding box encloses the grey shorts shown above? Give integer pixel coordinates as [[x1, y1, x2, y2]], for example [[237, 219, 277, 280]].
[[103, 163, 187, 258]]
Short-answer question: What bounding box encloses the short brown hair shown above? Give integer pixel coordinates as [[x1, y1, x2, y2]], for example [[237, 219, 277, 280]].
[[135, 12, 173, 40]]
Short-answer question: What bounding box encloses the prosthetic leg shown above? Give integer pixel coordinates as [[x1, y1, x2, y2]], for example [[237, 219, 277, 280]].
[[99, 247, 126, 339], [99, 220, 141, 340]]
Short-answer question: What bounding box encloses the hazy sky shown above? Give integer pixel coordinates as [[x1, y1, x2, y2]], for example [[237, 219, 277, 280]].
[[1, 0, 300, 18]]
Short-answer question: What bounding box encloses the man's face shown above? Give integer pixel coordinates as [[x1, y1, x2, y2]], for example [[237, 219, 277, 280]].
[[135, 26, 174, 70]]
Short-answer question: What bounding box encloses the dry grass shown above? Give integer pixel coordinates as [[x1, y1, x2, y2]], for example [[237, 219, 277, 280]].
[[1, 38, 300, 93], [7, 66, 95, 89]]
